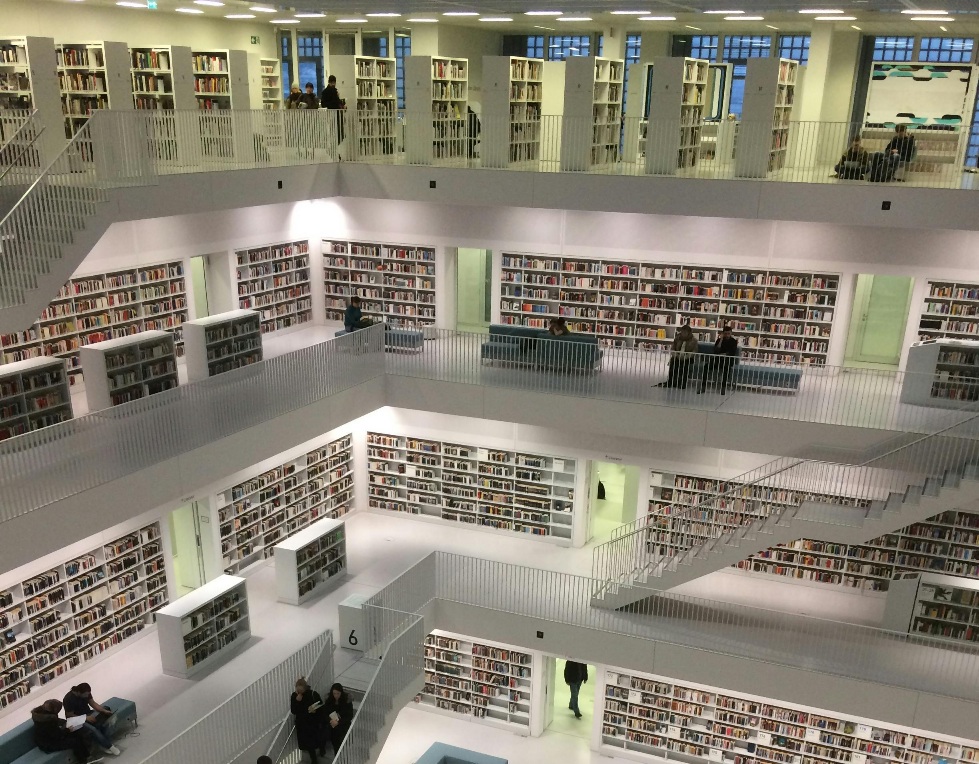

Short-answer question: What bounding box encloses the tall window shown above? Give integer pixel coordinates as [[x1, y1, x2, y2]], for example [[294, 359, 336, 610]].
[[778, 35, 811, 66], [548, 35, 591, 61], [919, 37, 974, 63], [297, 33, 324, 94], [968, 91, 979, 167], [690, 35, 719, 62], [723, 35, 772, 118], [526, 35, 544, 59], [872, 36, 915, 62], [280, 32, 293, 98], [598, 34, 604, 57], [395, 34, 411, 109], [379, 36, 389, 58], [622, 33, 642, 116]]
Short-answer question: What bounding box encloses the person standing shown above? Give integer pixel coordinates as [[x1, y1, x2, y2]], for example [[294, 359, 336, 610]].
[[564, 660, 588, 719], [291, 677, 324, 764], [32, 699, 103, 763], [322, 682, 354, 756], [660, 324, 698, 389], [320, 75, 346, 152], [698, 325, 739, 395], [63, 683, 120, 756]]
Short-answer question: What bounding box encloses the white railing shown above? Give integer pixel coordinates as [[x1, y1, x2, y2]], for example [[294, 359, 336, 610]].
[[139, 631, 333, 764]]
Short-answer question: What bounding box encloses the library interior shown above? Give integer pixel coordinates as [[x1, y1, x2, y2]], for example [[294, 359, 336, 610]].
[[5, 1, 979, 763]]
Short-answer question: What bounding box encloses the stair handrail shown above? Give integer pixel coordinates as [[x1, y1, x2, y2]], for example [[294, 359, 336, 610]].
[[593, 398, 979, 586], [0, 109, 36, 152], [0, 124, 45, 188]]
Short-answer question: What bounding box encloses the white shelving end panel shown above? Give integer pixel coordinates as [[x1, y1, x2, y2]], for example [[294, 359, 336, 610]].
[[274, 517, 347, 606]]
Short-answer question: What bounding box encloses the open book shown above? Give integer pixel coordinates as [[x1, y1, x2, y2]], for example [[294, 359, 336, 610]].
[[66, 716, 87, 731]]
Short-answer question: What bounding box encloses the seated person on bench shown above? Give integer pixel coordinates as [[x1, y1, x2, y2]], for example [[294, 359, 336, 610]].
[[547, 317, 572, 337], [880, 124, 916, 180], [32, 699, 104, 763], [63, 683, 121, 756], [343, 296, 373, 332], [834, 137, 870, 179]]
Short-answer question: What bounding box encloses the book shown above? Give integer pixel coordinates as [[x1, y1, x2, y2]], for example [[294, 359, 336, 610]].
[[66, 715, 86, 731]]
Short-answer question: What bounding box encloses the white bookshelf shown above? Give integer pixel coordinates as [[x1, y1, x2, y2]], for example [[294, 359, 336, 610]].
[[156, 574, 248, 678], [322, 239, 437, 328], [215, 434, 353, 574], [882, 572, 979, 645], [130, 45, 195, 111], [404, 55, 469, 164], [0, 37, 63, 163], [367, 433, 576, 545], [0, 357, 72, 442], [482, 56, 544, 169], [560, 56, 624, 172], [330, 55, 397, 159], [421, 629, 535, 732], [735, 57, 798, 179], [623, 62, 652, 164], [194, 49, 250, 161], [234, 240, 312, 335], [0, 521, 167, 711], [600, 666, 978, 764], [192, 49, 233, 110], [260, 57, 280, 110], [183, 309, 262, 383], [900, 339, 979, 408], [274, 517, 347, 605], [56, 41, 132, 138], [79, 330, 178, 411], [499, 254, 839, 363], [645, 57, 709, 175], [0, 259, 189, 388], [917, 279, 979, 342]]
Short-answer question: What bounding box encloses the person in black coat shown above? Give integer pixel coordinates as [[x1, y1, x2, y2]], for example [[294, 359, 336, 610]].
[[322, 682, 354, 755], [290, 677, 324, 764], [563, 660, 588, 719], [320, 75, 346, 149], [698, 325, 739, 395], [32, 699, 99, 762]]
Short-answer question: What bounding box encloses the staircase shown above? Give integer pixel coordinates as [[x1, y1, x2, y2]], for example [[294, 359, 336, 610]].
[[592, 410, 979, 610]]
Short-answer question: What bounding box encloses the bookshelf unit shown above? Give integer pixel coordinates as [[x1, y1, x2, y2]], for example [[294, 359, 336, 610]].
[[367, 432, 577, 545], [499, 254, 839, 364], [330, 55, 397, 159], [482, 56, 544, 169], [560, 56, 624, 171], [404, 56, 469, 164], [215, 434, 353, 574], [421, 629, 535, 732], [56, 41, 132, 138], [260, 57, 280, 110], [234, 240, 312, 335], [882, 572, 979, 644], [0, 259, 189, 388], [192, 49, 233, 110], [600, 666, 979, 764], [900, 339, 979, 407], [0, 522, 167, 711], [735, 58, 798, 179], [0, 37, 63, 163], [645, 57, 709, 175], [917, 279, 979, 342], [274, 518, 347, 605], [322, 239, 437, 328], [156, 574, 248, 678], [130, 45, 195, 111], [183, 309, 262, 383], [623, 62, 653, 164], [79, 330, 178, 411], [0, 357, 72, 441]]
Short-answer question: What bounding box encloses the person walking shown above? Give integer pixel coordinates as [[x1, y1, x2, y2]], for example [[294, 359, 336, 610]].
[[290, 677, 324, 764], [564, 660, 588, 719], [698, 325, 739, 395], [322, 682, 354, 756]]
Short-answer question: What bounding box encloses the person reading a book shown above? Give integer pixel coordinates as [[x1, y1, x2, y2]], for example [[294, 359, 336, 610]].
[[291, 677, 325, 764], [63, 683, 120, 756], [323, 682, 354, 756], [32, 699, 103, 763], [344, 296, 372, 332]]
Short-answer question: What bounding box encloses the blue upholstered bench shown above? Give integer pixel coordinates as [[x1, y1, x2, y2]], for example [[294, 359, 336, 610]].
[[689, 341, 801, 393], [0, 697, 137, 764], [480, 325, 603, 372], [415, 742, 508, 764], [334, 327, 424, 352]]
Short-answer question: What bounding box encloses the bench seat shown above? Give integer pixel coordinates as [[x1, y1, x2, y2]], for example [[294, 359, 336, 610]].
[[334, 327, 424, 352], [415, 742, 508, 764]]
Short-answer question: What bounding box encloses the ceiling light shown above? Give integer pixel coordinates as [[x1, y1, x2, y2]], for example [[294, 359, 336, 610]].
[[910, 16, 954, 21], [116, 1, 147, 6], [640, 16, 676, 21], [901, 9, 946, 13], [685, 25, 702, 30], [726, 16, 763, 20], [611, 10, 650, 14], [558, 17, 593, 21], [250, 5, 276, 11], [704, 10, 742, 14], [766, 24, 779, 29], [337, 18, 368, 23], [851, 24, 861, 30], [295, 12, 326, 18], [799, 9, 843, 13], [225, 13, 255, 17], [271, 18, 300, 23], [442, 11, 478, 16], [193, 0, 224, 5], [367, 12, 401, 16], [175, 7, 205, 12], [479, 17, 513, 21], [815, 15, 855, 19], [408, 17, 438, 22], [940, 25, 948, 31], [526, 11, 562, 15]]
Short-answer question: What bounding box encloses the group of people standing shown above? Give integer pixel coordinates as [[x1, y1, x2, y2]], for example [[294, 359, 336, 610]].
[[291, 678, 354, 764]]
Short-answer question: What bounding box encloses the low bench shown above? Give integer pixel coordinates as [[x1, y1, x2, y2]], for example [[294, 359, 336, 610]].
[[0, 697, 137, 764], [415, 742, 508, 764], [480, 324, 603, 372], [689, 341, 801, 394], [334, 327, 424, 352]]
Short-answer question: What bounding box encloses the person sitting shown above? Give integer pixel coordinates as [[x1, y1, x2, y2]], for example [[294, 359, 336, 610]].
[[343, 296, 372, 333], [32, 699, 103, 763], [834, 137, 870, 180], [63, 683, 120, 756], [547, 317, 571, 336], [877, 124, 916, 181], [659, 324, 698, 389]]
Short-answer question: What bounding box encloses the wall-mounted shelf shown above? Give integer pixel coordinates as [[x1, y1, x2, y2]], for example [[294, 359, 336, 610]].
[[234, 240, 312, 335], [274, 517, 347, 605]]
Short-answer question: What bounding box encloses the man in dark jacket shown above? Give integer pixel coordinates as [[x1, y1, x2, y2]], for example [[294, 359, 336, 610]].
[[344, 296, 366, 333], [320, 75, 346, 149], [564, 660, 588, 719], [63, 683, 120, 756], [32, 699, 102, 762], [698, 325, 739, 395]]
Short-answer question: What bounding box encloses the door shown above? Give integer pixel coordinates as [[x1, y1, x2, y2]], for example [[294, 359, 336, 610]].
[[189, 255, 209, 318], [844, 274, 914, 368], [589, 460, 641, 542], [546, 656, 595, 741], [168, 501, 217, 596], [456, 248, 492, 333]]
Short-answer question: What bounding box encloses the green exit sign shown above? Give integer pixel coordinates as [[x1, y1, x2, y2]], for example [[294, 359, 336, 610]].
[[147, 0, 157, 7], [251, 35, 261, 45]]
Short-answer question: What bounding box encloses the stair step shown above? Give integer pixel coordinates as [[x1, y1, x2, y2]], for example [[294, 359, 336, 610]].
[[923, 476, 942, 497], [884, 492, 903, 511], [903, 484, 923, 504]]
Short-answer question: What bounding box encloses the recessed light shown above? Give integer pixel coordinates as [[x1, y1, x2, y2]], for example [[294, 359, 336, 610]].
[[704, 10, 742, 13], [851, 24, 861, 30], [766, 24, 779, 29], [337, 18, 368, 23], [815, 15, 855, 20], [175, 7, 205, 12], [442, 11, 478, 16], [116, 1, 147, 6], [685, 25, 702, 30], [225, 13, 255, 18], [799, 9, 843, 13], [611, 10, 650, 15], [525, 10, 562, 15], [558, 17, 593, 21], [193, 0, 224, 5], [407, 17, 438, 22], [901, 9, 946, 13], [910, 16, 953, 21], [250, 5, 276, 11], [295, 12, 326, 18], [940, 25, 948, 31], [271, 18, 300, 23], [479, 17, 513, 21], [367, 12, 401, 16], [726, 16, 763, 20], [640, 16, 676, 21]]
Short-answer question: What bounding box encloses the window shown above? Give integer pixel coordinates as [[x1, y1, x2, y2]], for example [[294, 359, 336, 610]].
[[622, 33, 642, 116], [394, 34, 411, 109], [919, 37, 974, 63], [690, 35, 719, 62], [548, 35, 591, 61], [722, 35, 772, 118], [778, 35, 811, 66], [968, 90, 979, 167], [526, 35, 544, 59], [297, 33, 324, 94], [280, 32, 293, 98], [379, 36, 388, 58], [598, 34, 604, 57], [873, 36, 915, 62]]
